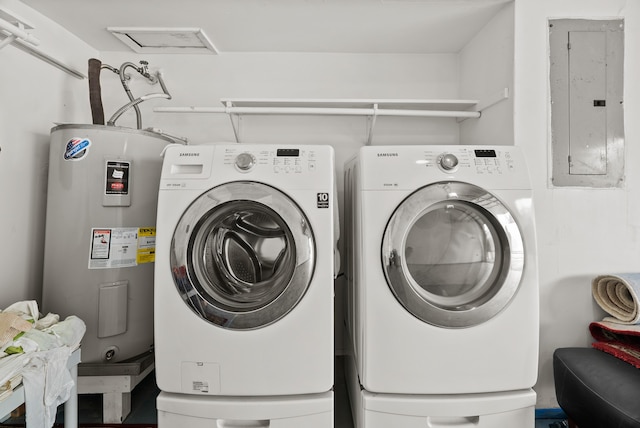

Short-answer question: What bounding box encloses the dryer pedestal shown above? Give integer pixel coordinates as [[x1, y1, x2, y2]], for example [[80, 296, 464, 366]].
[[157, 391, 333, 428], [345, 354, 535, 428]]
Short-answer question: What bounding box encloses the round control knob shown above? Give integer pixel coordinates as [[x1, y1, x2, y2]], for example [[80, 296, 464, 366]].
[[440, 153, 459, 171], [235, 152, 255, 171]]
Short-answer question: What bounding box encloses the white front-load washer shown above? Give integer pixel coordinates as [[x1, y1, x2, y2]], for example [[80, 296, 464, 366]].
[[154, 144, 335, 399], [343, 145, 538, 399]]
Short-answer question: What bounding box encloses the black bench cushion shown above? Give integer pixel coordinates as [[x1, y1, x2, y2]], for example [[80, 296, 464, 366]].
[[554, 347, 640, 428]]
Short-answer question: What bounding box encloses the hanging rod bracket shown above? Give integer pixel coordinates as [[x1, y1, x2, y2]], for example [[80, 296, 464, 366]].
[[226, 101, 241, 143], [457, 87, 509, 123], [366, 103, 379, 145], [0, 8, 38, 46], [0, 33, 16, 50]]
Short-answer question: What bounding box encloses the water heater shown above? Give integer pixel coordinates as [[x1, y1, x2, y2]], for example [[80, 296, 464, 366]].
[[42, 124, 175, 363]]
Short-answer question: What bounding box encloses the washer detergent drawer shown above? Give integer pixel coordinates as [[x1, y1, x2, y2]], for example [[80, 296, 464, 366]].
[[157, 391, 333, 428]]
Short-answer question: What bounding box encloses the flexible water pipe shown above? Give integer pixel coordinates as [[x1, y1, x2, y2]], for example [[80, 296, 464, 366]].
[[119, 62, 145, 129], [107, 71, 172, 127], [100, 63, 119, 74]]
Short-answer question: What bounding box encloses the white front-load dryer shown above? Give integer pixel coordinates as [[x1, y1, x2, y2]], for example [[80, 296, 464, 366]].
[[155, 144, 335, 397], [344, 145, 539, 395]]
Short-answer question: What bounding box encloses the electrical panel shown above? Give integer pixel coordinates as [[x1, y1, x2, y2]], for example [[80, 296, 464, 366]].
[[549, 19, 624, 187]]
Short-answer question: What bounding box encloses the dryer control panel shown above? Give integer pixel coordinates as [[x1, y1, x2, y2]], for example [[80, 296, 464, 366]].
[[428, 148, 516, 175], [359, 145, 530, 190], [469, 148, 516, 175]]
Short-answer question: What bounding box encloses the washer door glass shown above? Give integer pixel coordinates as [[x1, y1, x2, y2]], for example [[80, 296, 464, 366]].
[[171, 181, 315, 330], [382, 181, 524, 328]]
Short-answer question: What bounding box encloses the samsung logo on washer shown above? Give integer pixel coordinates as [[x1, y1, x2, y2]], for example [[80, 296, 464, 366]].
[[179, 153, 199, 157], [377, 152, 398, 157]]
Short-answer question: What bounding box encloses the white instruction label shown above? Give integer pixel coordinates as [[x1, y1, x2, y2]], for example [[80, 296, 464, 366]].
[[88, 227, 155, 269], [192, 381, 209, 393]]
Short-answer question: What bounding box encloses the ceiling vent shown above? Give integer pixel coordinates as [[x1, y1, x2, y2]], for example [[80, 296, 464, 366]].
[[107, 27, 218, 54]]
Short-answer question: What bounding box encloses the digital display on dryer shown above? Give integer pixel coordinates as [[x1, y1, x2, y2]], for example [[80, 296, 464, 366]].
[[277, 149, 300, 157], [474, 149, 497, 158]]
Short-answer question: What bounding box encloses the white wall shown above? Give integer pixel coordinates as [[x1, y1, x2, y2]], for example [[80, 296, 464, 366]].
[[514, 0, 640, 408], [460, 1, 515, 146], [0, 0, 97, 308]]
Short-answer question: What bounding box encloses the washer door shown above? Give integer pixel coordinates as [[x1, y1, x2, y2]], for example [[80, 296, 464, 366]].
[[381, 181, 524, 328], [170, 181, 315, 330]]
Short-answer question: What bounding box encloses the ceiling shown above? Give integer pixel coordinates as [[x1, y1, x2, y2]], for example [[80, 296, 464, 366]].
[[21, 0, 512, 54]]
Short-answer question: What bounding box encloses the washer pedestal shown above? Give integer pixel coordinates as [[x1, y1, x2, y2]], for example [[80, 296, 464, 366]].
[[157, 391, 333, 428]]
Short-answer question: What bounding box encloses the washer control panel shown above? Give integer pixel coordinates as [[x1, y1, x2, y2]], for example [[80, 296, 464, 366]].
[[223, 147, 318, 174], [427, 148, 516, 175], [234, 152, 256, 171], [438, 153, 459, 171]]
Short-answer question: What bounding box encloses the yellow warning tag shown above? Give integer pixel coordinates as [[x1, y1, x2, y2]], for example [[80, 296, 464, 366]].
[[137, 227, 156, 264]]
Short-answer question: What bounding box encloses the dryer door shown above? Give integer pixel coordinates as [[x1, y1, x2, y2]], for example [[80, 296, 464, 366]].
[[381, 181, 524, 328], [170, 181, 315, 330]]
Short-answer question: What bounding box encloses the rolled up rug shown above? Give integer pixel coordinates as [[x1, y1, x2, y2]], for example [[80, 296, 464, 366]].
[[589, 320, 640, 368], [592, 273, 640, 324]]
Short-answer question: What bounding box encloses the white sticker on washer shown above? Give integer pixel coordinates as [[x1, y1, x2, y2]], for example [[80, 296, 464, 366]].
[[317, 192, 330, 208], [192, 381, 209, 393], [181, 361, 220, 394]]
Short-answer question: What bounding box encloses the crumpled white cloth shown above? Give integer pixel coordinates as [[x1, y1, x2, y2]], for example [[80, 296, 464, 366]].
[[0, 353, 29, 386], [19, 316, 86, 428], [8, 315, 86, 356], [22, 346, 74, 428], [45, 315, 85, 349], [2, 300, 40, 321], [0, 301, 86, 428]]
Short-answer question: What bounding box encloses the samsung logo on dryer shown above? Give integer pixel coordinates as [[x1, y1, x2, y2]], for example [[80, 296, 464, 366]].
[[179, 152, 200, 157], [377, 152, 398, 157]]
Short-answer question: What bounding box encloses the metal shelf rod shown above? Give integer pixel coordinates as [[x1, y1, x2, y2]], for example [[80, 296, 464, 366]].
[[153, 106, 481, 118], [153, 97, 491, 143]]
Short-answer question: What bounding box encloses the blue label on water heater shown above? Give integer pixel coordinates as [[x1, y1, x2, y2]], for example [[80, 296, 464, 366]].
[[64, 138, 91, 161]]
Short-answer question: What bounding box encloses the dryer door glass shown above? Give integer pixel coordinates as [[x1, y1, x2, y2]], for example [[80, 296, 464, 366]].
[[382, 181, 524, 328], [170, 181, 315, 330], [404, 200, 504, 307]]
